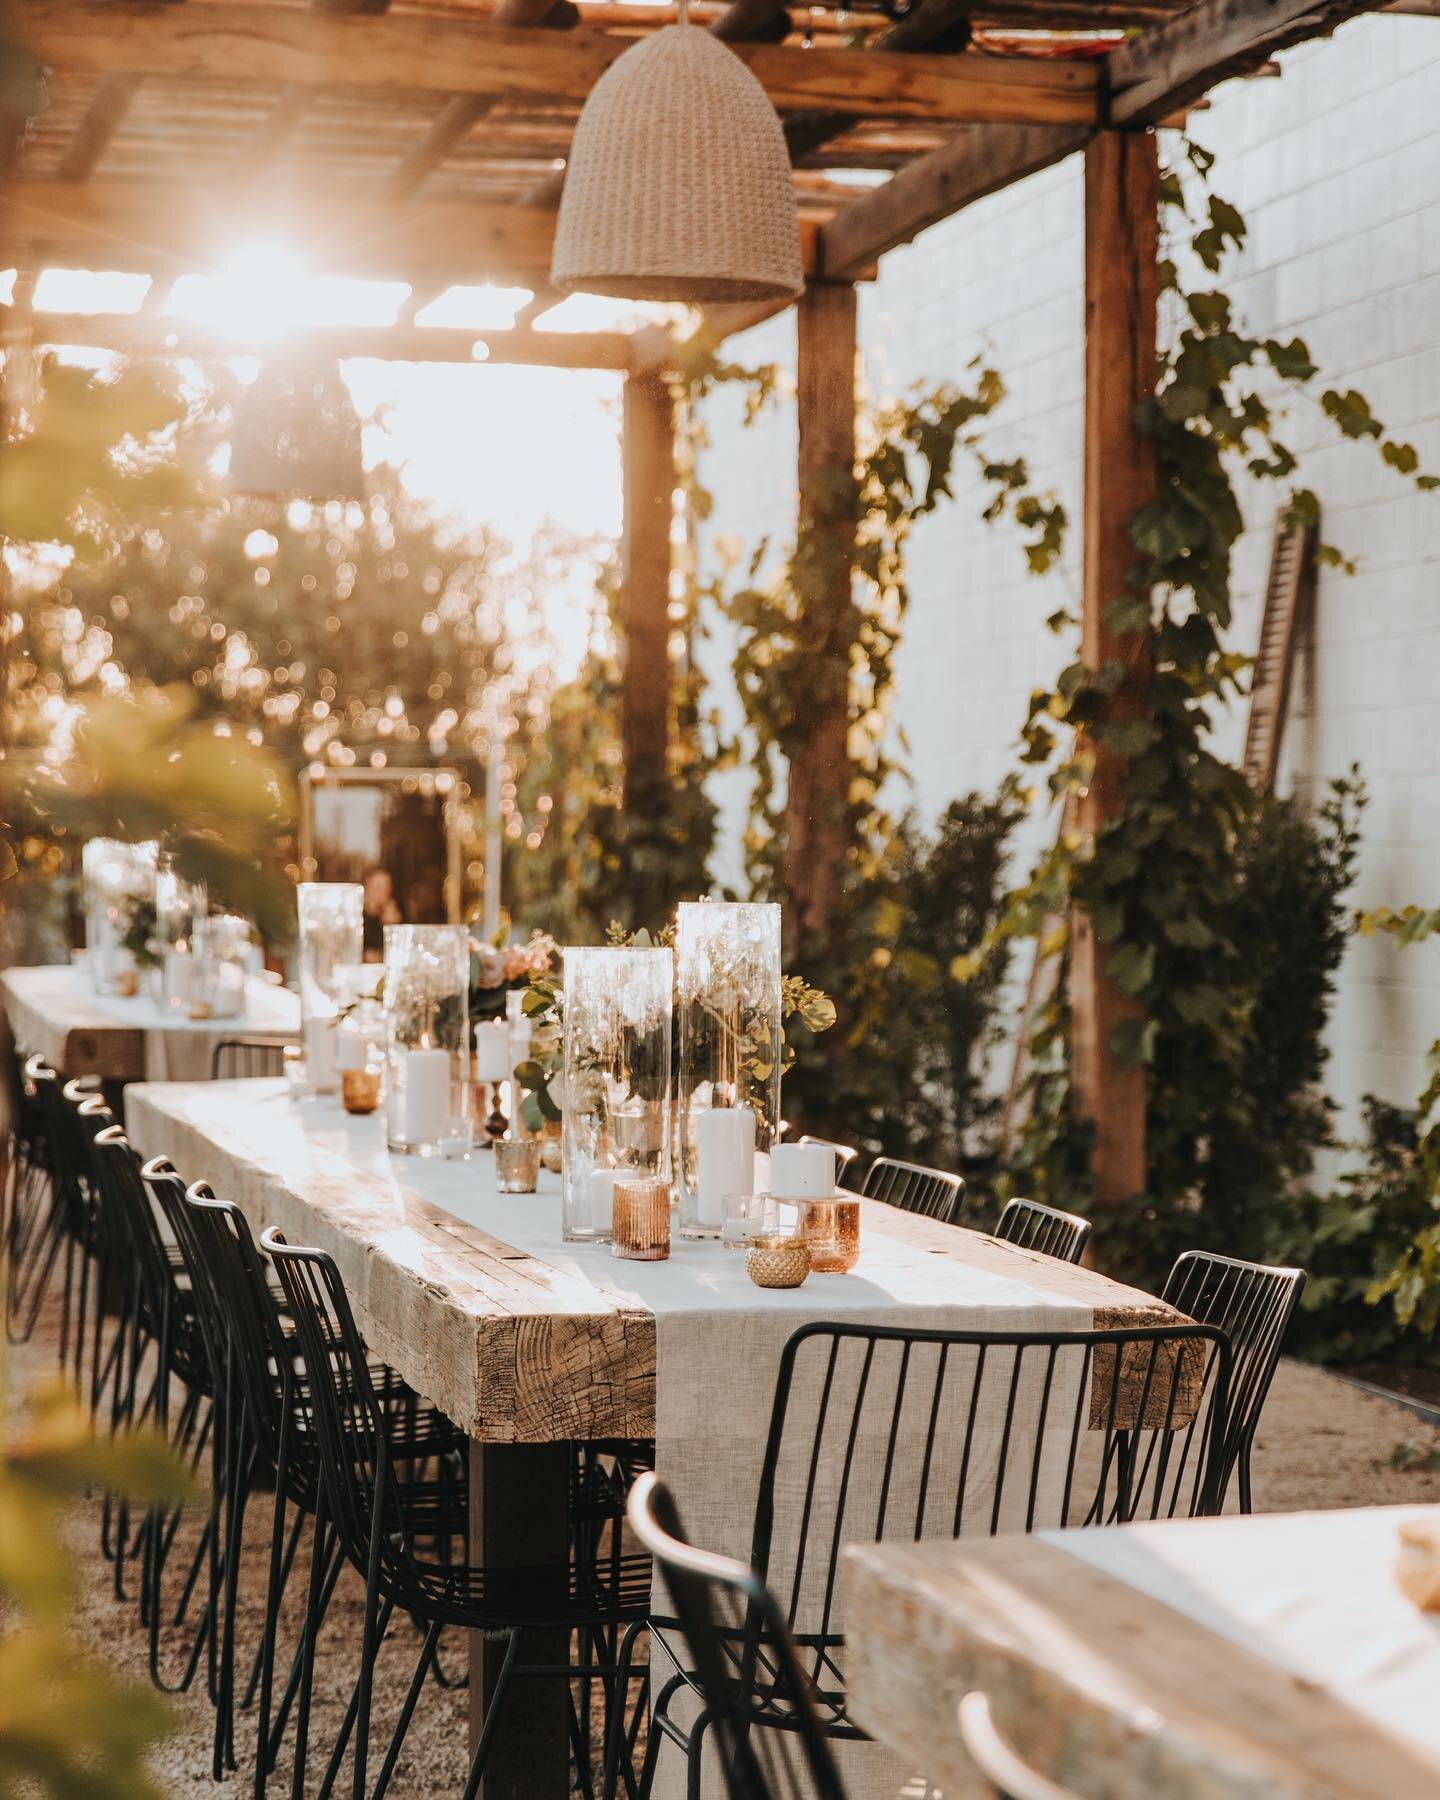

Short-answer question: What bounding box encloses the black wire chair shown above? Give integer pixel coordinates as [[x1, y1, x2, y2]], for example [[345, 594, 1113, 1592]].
[[263, 1227, 650, 1800], [28, 1063, 104, 1383], [171, 1173, 469, 1795], [796, 1136, 859, 1175], [627, 1318, 1230, 1797], [3, 1045, 60, 1346], [211, 1037, 290, 1080], [859, 1156, 964, 1225], [994, 1198, 1092, 1266], [622, 1471, 845, 1800], [1160, 1249, 1305, 1513]]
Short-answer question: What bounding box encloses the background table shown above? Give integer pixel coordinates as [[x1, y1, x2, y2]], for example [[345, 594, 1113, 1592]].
[[1, 963, 299, 1082], [126, 1078, 1184, 1800], [841, 1505, 1440, 1799]]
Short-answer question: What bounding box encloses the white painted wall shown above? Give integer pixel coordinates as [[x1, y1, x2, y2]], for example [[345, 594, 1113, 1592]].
[[696, 17, 1440, 1135]]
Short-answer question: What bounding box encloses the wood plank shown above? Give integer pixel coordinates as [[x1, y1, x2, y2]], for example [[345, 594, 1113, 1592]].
[[1107, 0, 1380, 126], [55, 73, 142, 180], [819, 121, 1090, 279], [841, 1527, 1440, 1798], [15, 2, 1104, 127], [15, 310, 638, 370], [619, 372, 674, 784], [3, 178, 825, 286], [784, 280, 856, 953], [1070, 129, 1157, 1211]]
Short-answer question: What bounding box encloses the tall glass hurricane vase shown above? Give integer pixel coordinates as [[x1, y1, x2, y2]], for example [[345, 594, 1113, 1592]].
[[561, 946, 673, 1245], [385, 925, 471, 1157], [296, 882, 363, 1096], [676, 901, 781, 1239], [82, 839, 157, 995]]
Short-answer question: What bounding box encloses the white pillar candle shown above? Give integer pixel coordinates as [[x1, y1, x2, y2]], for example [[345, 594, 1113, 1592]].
[[304, 1017, 338, 1091], [402, 1047, 451, 1145], [473, 1020, 512, 1083], [336, 1025, 367, 1072], [770, 1142, 835, 1200], [589, 1168, 621, 1235], [696, 1108, 755, 1228]]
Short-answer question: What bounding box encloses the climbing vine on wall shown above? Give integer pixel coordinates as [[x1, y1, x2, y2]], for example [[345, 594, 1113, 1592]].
[[961, 140, 1439, 1285]]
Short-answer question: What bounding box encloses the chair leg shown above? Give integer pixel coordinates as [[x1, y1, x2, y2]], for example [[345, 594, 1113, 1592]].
[[291, 1486, 332, 1800], [316, 1593, 397, 1800], [459, 1629, 521, 1800], [369, 1619, 442, 1800], [602, 1619, 648, 1800]]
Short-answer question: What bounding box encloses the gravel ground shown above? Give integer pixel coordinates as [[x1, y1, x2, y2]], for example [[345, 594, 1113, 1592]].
[[8, 1292, 1440, 1797]]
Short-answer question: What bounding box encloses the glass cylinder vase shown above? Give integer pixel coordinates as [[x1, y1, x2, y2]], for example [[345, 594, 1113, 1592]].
[[296, 882, 363, 1096], [155, 857, 207, 1011], [561, 946, 672, 1245], [676, 901, 781, 1240], [82, 839, 157, 995], [384, 925, 471, 1157]]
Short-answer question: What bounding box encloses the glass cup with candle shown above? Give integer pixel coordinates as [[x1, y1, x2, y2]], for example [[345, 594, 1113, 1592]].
[[337, 969, 386, 1115], [384, 925, 471, 1157], [612, 1174, 671, 1261], [494, 1137, 541, 1194], [297, 883, 364, 1098], [676, 902, 781, 1239], [560, 945, 672, 1244]]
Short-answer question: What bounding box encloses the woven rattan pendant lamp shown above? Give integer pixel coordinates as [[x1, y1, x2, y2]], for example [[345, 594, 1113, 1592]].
[[550, 0, 804, 304]]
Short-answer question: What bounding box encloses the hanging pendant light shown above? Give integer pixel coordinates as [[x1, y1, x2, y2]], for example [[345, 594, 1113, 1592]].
[[550, 0, 804, 305], [228, 353, 366, 501]]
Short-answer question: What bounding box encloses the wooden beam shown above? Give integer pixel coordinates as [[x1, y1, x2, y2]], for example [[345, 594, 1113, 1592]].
[[15, 3, 1103, 127], [1070, 129, 1158, 1211], [785, 281, 857, 953], [819, 122, 1091, 279], [619, 373, 675, 785], [55, 73, 141, 181], [3, 178, 827, 287], [7, 309, 636, 370], [1107, 0, 1377, 126]]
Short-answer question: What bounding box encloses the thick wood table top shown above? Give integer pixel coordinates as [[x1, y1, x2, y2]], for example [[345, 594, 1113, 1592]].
[[1, 963, 298, 1081], [841, 1506, 1440, 1799], [125, 1079, 1178, 1447]]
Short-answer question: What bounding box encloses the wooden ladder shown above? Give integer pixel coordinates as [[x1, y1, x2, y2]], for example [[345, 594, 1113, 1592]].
[[998, 505, 1320, 1142], [1242, 502, 1319, 794]]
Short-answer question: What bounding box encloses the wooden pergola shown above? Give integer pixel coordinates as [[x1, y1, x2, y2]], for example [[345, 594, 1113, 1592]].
[[0, 0, 1381, 1229]]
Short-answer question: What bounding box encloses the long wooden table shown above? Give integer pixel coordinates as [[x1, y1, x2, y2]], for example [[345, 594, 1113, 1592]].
[[1, 963, 298, 1083], [841, 1506, 1440, 1798], [125, 1077, 1184, 1800]]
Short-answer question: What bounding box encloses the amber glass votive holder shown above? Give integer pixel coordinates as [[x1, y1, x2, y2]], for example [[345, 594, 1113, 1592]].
[[495, 1138, 541, 1194], [612, 1175, 671, 1261], [341, 1068, 382, 1116], [746, 1233, 809, 1289], [802, 1198, 861, 1274]]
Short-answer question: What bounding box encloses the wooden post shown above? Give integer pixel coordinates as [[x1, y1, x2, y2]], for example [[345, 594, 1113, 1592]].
[[1071, 128, 1158, 1208], [619, 371, 675, 788], [785, 280, 857, 949]]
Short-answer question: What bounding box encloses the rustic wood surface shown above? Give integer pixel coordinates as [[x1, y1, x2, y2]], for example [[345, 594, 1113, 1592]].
[[123, 1078, 1180, 1446], [841, 1521, 1440, 1799]]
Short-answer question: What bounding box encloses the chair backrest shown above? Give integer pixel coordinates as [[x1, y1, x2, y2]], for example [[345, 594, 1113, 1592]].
[[629, 1472, 847, 1800], [796, 1136, 858, 1173], [172, 1174, 298, 1479], [749, 1321, 1231, 1694], [211, 1037, 288, 1081], [860, 1156, 964, 1225], [139, 1158, 234, 1395], [30, 1065, 95, 1232], [1161, 1250, 1304, 1477], [261, 1228, 402, 1574], [994, 1198, 1092, 1266], [91, 1126, 204, 1387]]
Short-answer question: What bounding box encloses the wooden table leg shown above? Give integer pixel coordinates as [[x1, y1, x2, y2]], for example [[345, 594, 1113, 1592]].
[[467, 1440, 572, 1800]]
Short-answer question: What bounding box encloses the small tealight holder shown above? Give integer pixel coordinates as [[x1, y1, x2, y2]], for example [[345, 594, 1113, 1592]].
[[746, 1232, 809, 1289], [720, 1189, 769, 1249], [612, 1175, 671, 1262], [495, 1138, 541, 1194]]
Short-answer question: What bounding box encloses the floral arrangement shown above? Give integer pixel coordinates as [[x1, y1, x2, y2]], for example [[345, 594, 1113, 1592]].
[[469, 927, 556, 1021]]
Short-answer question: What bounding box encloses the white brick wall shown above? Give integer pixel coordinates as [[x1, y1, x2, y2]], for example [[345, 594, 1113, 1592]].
[[697, 18, 1440, 1136]]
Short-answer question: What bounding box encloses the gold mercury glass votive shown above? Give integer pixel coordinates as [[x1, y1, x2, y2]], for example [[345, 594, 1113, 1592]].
[[341, 1068, 382, 1116], [612, 1175, 671, 1261], [802, 1199, 862, 1274], [540, 1119, 563, 1175], [746, 1233, 810, 1289], [495, 1138, 541, 1194]]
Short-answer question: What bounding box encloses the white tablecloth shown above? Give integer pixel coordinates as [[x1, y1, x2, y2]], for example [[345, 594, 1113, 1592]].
[[1050, 1506, 1440, 1778], [1, 964, 299, 1081]]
